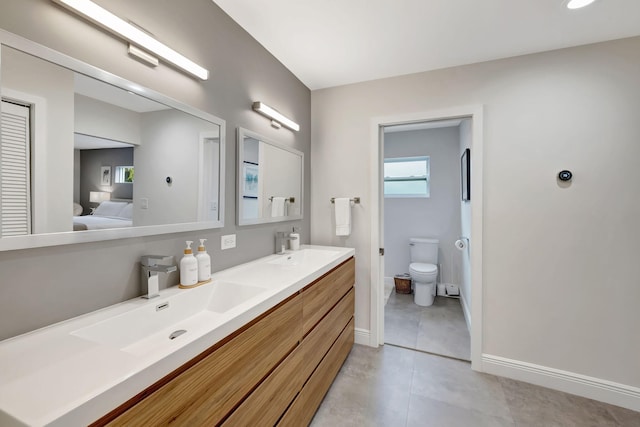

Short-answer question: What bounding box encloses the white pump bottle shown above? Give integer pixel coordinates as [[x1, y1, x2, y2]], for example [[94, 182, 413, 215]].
[[180, 241, 198, 286], [196, 239, 211, 282]]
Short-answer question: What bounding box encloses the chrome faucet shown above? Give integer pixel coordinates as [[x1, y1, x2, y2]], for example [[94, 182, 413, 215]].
[[275, 231, 297, 255], [140, 255, 177, 299]]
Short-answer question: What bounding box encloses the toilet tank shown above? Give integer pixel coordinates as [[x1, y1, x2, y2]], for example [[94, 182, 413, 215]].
[[409, 237, 439, 264]]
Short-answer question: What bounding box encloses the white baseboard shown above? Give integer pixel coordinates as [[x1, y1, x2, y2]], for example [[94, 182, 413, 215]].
[[354, 327, 371, 346], [482, 354, 640, 412], [384, 276, 394, 287], [459, 291, 471, 332]]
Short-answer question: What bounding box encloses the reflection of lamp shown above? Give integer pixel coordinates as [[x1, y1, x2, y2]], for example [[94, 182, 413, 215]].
[[51, 0, 209, 80], [252, 102, 300, 132], [89, 191, 111, 204]]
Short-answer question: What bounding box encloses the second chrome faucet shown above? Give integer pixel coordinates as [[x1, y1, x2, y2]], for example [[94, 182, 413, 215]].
[[275, 231, 298, 255]]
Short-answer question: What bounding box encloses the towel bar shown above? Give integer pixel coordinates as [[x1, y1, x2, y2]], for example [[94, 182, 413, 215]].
[[330, 197, 360, 204], [269, 196, 295, 203]]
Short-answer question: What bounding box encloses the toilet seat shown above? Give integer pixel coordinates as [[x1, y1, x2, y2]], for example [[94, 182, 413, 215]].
[[409, 262, 437, 274], [409, 262, 438, 285]]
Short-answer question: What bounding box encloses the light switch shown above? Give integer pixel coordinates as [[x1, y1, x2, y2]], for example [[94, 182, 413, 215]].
[[140, 198, 149, 209], [221, 234, 236, 250]]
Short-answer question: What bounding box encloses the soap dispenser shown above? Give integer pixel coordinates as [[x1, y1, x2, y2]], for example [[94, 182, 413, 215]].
[[180, 241, 198, 286], [196, 238, 211, 282], [289, 227, 300, 251]]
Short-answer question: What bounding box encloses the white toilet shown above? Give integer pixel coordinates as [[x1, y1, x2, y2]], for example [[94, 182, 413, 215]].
[[409, 237, 439, 306]]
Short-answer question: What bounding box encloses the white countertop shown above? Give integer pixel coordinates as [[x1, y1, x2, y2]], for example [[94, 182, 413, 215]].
[[0, 245, 354, 427]]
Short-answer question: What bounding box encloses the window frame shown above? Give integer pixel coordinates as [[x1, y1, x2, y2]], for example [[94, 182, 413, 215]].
[[383, 155, 430, 198]]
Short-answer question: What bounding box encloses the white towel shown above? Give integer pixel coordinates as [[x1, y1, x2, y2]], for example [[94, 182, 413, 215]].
[[271, 197, 286, 217], [334, 198, 351, 236]]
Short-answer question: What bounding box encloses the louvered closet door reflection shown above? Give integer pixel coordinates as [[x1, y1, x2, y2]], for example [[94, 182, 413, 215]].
[[0, 100, 31, 236]]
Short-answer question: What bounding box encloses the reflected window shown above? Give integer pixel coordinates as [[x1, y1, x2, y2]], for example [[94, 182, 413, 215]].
[[114, 166, 134, 183]]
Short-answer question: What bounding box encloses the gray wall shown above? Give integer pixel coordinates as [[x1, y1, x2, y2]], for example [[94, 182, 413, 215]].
[[383, 127, 462, 287], [0, 0, 310, 340]]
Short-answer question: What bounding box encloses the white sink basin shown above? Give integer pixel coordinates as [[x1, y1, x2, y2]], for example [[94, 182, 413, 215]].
[[71, 285, 217, 356], [69, 249, 341, 357], [71, 281, 268, 356], [267, 248, 340, 266], [207, 281, 268, 313]]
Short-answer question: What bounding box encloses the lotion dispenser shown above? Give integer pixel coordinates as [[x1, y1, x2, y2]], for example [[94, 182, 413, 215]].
[[289, 227, 300, 251], [196, 238, 211, 282], [180, 241, 198, 286]]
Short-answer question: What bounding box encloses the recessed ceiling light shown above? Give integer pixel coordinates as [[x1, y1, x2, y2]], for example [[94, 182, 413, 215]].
[[566, 0, 598, 10]]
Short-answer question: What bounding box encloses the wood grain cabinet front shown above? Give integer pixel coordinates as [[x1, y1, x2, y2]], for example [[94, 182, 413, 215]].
[[100, 295, 302, 426], [94, 256, 355, 427], [301, 257, 355, 336]]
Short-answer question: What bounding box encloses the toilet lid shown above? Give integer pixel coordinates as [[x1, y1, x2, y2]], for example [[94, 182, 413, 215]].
[[410, 262, 437, 274]]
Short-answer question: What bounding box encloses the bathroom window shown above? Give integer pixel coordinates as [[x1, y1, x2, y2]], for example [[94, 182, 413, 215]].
[[384, 156, 430, 198]]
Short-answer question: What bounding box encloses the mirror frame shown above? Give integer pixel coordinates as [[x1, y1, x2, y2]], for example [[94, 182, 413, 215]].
[[0, 29, 226, 251], [236, 127, 303, 226]]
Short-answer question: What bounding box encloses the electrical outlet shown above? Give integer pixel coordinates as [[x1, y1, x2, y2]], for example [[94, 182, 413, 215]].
[[221, 234, 236, 250]]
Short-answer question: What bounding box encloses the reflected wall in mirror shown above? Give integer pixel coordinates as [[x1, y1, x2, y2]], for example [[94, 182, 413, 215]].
[[0, 30, 225, 250], [237, 127, 303, 225]]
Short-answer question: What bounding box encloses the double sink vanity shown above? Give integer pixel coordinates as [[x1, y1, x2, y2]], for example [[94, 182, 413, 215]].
[[0, 26, 349, 427], [0, 246, 355, 426]]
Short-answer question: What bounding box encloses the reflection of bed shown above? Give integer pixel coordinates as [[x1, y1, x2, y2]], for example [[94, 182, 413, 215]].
[[73, 200, 133, 231]]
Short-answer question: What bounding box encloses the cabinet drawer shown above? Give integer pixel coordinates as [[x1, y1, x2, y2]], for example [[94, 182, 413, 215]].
[[105, 295, 302, 426], [300, 288, 354, 383], [302, 257, 355, 336], [223, 344, 304, 426], [278, 318, 355, 427]]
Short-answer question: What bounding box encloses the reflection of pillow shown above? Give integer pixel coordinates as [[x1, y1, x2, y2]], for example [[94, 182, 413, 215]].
[[73, 202, 83, 216], [94, 201, 127, 217], [119, 203, 133, 220]]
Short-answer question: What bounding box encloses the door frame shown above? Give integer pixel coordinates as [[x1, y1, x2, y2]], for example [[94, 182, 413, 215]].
[[369, 105, 484, 370]]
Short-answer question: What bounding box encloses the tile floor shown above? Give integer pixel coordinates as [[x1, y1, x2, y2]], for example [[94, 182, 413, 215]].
[[385, 291, 470, 361], [310, 344, 640, 427]]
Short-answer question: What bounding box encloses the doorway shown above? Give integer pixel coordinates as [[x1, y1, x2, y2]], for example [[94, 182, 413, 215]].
[[382, 119, 471, 361], [369, 105, 484, 369]]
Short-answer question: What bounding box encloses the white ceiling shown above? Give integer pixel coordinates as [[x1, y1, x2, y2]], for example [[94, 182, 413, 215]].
[[213, 0, 640, 90], [74, 133, 134, 150]]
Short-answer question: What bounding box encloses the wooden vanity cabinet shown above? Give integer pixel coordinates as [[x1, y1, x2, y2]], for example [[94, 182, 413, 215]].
[[95, 256, 355, 427]]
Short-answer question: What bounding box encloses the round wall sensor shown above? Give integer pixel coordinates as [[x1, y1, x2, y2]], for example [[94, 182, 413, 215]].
[[558, 170, 572, 181]]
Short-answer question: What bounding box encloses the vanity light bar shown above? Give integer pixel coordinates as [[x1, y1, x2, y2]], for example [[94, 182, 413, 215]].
[[566, 0, 598, 9], [252, 102, 300, 132], [52, 0, 209, 80], [128, 44, 159, 67]]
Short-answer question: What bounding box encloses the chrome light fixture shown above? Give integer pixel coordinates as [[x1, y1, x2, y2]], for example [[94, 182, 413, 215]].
[[52, 0, 209, 80], [252, 102, 300, 132], [566, 0, 598, 9]]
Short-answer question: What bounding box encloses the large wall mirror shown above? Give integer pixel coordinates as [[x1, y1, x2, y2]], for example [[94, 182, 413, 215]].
[[0, 30, 225, 251], [237, 127, 303, 225]]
